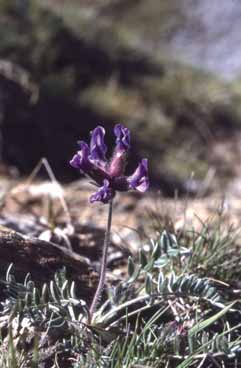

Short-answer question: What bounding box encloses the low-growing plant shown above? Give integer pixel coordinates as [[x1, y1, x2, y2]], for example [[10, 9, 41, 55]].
[[0, 227, 240, 367], [69, 124, 149, 320]]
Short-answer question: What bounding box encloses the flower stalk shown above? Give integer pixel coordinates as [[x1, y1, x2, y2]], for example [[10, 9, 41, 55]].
[[70, 123, 149, 322], [89, 199, 113, 321]]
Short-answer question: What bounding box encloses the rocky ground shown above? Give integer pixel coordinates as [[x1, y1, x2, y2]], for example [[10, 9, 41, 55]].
[[1, 127, 241, 295]]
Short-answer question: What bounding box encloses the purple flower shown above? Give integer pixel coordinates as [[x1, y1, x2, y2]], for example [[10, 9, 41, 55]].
[[70, 124, 149, 203], [70, 142, 93, 173], [90, 126, 107, 165], [108, 124, 130, 178], [128, 159, 149, 192], [114, 124, 130, 152], [89, 179, 115, 204]]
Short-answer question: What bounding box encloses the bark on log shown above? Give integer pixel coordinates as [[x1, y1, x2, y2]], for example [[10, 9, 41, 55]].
[[0, 225, 95, 302]]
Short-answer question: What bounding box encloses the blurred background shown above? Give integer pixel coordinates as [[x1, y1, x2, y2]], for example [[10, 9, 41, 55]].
[[1, 0, 241, 196]]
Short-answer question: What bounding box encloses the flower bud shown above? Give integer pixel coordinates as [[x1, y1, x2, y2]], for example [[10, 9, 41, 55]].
[[108, 150, 127, 177]]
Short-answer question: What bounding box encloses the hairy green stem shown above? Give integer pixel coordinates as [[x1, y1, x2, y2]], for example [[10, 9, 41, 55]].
[[89, 199, 113, 321]]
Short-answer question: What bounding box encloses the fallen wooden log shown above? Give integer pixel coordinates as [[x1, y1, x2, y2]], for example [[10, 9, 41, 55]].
[[0, 224, 96, 302]]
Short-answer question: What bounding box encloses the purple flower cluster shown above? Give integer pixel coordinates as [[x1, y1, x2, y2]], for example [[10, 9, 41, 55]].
[[70, 124, 149, 203]]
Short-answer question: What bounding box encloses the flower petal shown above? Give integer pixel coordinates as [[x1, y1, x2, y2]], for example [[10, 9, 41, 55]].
[[70, 142, 92, 172], [90, 126, 107, 163], [114, 124, 130, 152], [89, 179, 115, 204], [128, 158, 149, 192]]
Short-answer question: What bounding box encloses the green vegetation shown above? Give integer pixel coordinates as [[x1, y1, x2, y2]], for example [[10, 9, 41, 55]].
[[0, 223, 240, 367]]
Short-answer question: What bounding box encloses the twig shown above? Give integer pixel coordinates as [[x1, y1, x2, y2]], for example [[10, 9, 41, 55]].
[[11, 157, 72, 227], [197, 354, 208, 368]]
